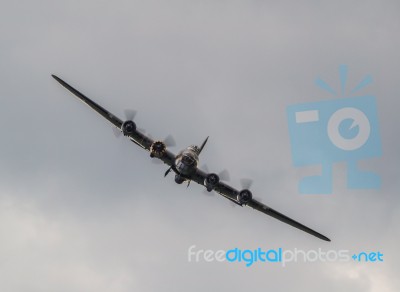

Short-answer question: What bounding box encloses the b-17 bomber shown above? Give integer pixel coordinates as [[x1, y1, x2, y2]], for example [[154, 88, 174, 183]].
[[52, 75, 330, 242]]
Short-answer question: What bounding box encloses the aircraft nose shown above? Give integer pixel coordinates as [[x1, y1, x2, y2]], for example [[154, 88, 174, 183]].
[[182, 156, 194, 165]]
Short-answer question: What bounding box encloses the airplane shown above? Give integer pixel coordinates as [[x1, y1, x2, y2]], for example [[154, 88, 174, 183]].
[[52, 75, 330, 242]]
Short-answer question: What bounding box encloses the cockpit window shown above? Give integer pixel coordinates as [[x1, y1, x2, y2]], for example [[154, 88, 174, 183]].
[[182, 155, 195, 165]]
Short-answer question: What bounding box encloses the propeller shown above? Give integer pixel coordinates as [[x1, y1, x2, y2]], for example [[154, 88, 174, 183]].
[[202, 165, 231, 196], [112, 127, 122, 138], [149, 134, 176, 147], [240, 178, 262, 202], [201, 164, 230, 181], [112, 109, 138, 138], [123, 109, 146, 132], [218, 169, 230, 182], [163, 134, 176, 147], [124, 109, 137, 121], [151, 134, 177, 165], [229, 201, 237, 208], [228, 178, 255, 208], [164, 166, 172, 177], [201, 164, 209, 172], [240, 178, 253, 190]]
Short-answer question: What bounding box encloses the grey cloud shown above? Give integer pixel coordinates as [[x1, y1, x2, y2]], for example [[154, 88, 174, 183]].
[[0, 0, 399, 291]]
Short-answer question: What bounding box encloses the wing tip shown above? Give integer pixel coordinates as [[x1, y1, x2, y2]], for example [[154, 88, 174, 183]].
[[51, 74, 62, 83], [317, 234, 331, 242]]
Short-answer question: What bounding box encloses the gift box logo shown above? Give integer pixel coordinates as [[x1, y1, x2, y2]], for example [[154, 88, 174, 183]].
[[287, 65, 382, 194]]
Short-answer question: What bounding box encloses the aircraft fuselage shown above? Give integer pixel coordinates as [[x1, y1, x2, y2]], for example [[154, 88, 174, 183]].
[[174, 146, 199, 178]]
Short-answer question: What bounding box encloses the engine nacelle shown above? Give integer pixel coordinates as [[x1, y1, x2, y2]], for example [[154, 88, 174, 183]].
[[122, 120, 136, 136], [237, 189, 252, 205], [204, 173, 219, 192], [150, 141, 167, 158], [175, 174, 185, 184]]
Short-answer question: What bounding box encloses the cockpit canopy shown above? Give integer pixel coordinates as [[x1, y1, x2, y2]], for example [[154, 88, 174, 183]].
[[187, 145, 200, 154], [178, 147, 199, 166], [182, 154, 195, 166]]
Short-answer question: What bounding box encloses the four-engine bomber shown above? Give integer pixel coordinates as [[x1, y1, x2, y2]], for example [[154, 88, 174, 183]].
[[52, 74, 330, 242]]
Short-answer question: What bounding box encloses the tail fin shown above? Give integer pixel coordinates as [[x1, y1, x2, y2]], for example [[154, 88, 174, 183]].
[[198, 136, 209, 155]]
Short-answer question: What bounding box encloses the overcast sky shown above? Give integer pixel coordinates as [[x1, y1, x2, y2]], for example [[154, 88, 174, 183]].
[[1, 1, 399, 291]]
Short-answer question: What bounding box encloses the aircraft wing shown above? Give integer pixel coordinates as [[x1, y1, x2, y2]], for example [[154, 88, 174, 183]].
[[246, 199, 330, 241], [192, 169, 240, 203], [193, 168, 330, 241], [52, 75, 176, 167]]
